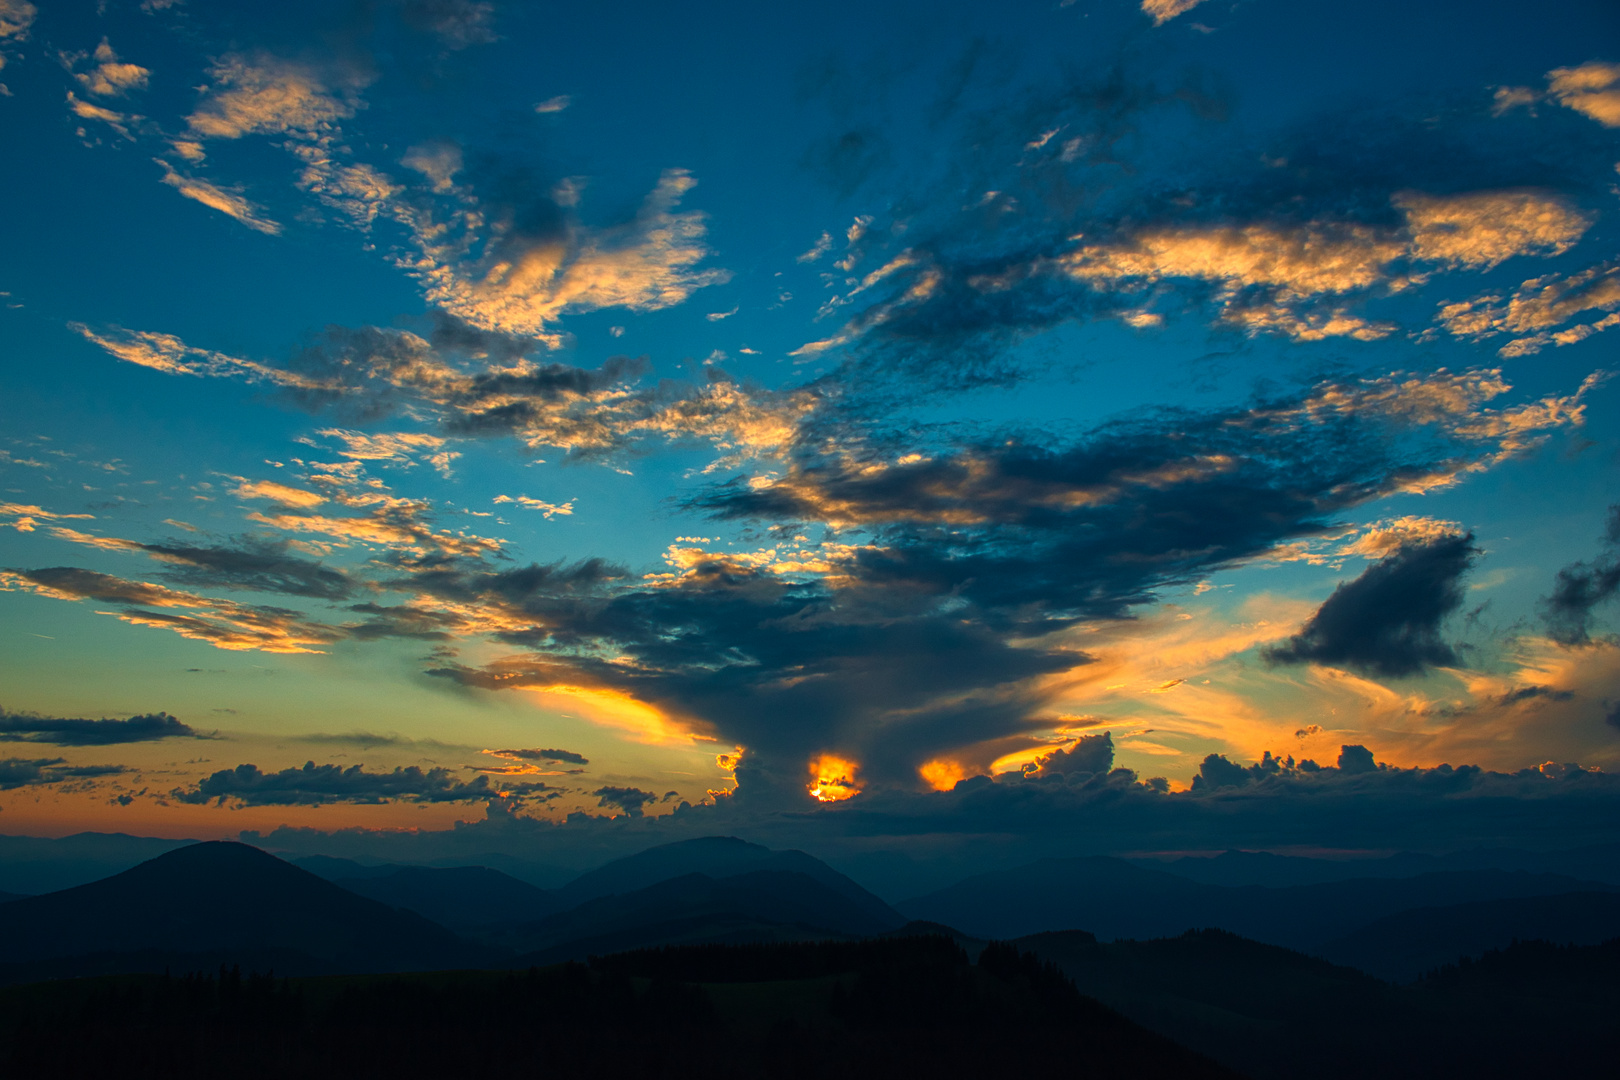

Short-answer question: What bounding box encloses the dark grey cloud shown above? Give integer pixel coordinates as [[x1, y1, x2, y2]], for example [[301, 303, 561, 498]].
[[0, 757, 128, 790], [142, 537, 355, 599], [591, 786, 660, 817], [1264, 534, 1478, 677], [0, 710, 205, 746], [422, 371, 1570, 799], [491, 747, 589, 765], [171, 760, 556, 806], [1541, 505, 1620, 646], [1026, 732, 1114, 780]]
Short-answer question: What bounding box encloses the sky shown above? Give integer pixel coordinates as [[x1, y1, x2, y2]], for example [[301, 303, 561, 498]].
[[2, 0, 1620, 876]]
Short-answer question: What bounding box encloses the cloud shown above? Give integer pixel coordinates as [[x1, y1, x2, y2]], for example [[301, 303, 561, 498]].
[[1541, 505, 1620, 646], [1394, 189, 1589, 269], [486, 747, 589, 765], [0, 710, 203, 746], [1141, 0, 1206, 26], [186, 53, 361, 141], [0, 0, 35, 40], [1436, 263, 1620, 356], [426, 369, 1589, 797], [1547, 62, 1620, 127], [154, 162, 283, 235], [243, 745, 1620, 880], [72, 323, 327, 385], [2, 502, 94, 533], [399, 0, 497, 49], [1264, 533, 1479, 677], [0, 566, 345, 654], [533, 95, 570, 113], [0, 757, 126, 791], [172, 760, 554, 806], [71, 39, 150, 97], [232, 479, 327, 508], [404, 168, 730, 340], [290, 148, 399, 228], [310, 428, 457, 475], [591, 785, 660, 817], [51, 529, 357, 600], [493, 495, 573, 517]]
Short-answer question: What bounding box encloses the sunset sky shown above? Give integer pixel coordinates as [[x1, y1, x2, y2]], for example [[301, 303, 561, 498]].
[[2, 0, 1619, 868]]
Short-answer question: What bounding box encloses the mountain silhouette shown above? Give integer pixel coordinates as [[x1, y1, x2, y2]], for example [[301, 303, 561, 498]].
[[900, 855, 1616, 948], [0, 841, 489, 982], [290, 854, 410, 881], [507, 868, 906, 961], [1316, 889, 1620, 981], [0, 831, 197, 894], [1141, 842, 1620, 889], [556, 836, 893, 916], [334, 865, 561, 931]]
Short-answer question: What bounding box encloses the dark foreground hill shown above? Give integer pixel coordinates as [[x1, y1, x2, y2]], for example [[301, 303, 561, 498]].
[[1316, 889, 1620, 981], [0, 935, 1238, 1080], [1019, 928, 1620, 1080], [0, 841, 489, 983]]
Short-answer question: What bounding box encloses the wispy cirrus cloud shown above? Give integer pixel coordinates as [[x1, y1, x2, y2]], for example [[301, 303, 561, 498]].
[[154, 161, 283, 234], [49, 528, 359, 600], [0, 567, 344, 654]]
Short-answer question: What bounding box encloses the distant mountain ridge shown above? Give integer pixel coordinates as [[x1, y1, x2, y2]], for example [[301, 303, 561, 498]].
[[0, 841, 489, 983], [334, 865, 561, 931], [507, 867, 906, 962], [899, 855, 1618, 949]]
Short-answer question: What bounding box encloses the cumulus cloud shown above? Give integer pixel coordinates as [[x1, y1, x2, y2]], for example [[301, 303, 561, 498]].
[[1541, 505, 1620, 646], [591, 785, 661, 817], [172, 760, 554, 806], [0, 710, 203, 746], [1264, 534, 1479, 677]]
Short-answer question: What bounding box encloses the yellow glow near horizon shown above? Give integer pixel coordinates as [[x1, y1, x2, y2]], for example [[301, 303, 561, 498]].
[[518, 684, 709, 745]]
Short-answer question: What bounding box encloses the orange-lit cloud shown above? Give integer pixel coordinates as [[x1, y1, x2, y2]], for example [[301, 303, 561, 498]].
[[808, 753, 862, 801]]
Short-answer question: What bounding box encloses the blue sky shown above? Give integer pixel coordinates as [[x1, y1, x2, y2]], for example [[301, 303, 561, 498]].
[[2, 0, 1619, 860]]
